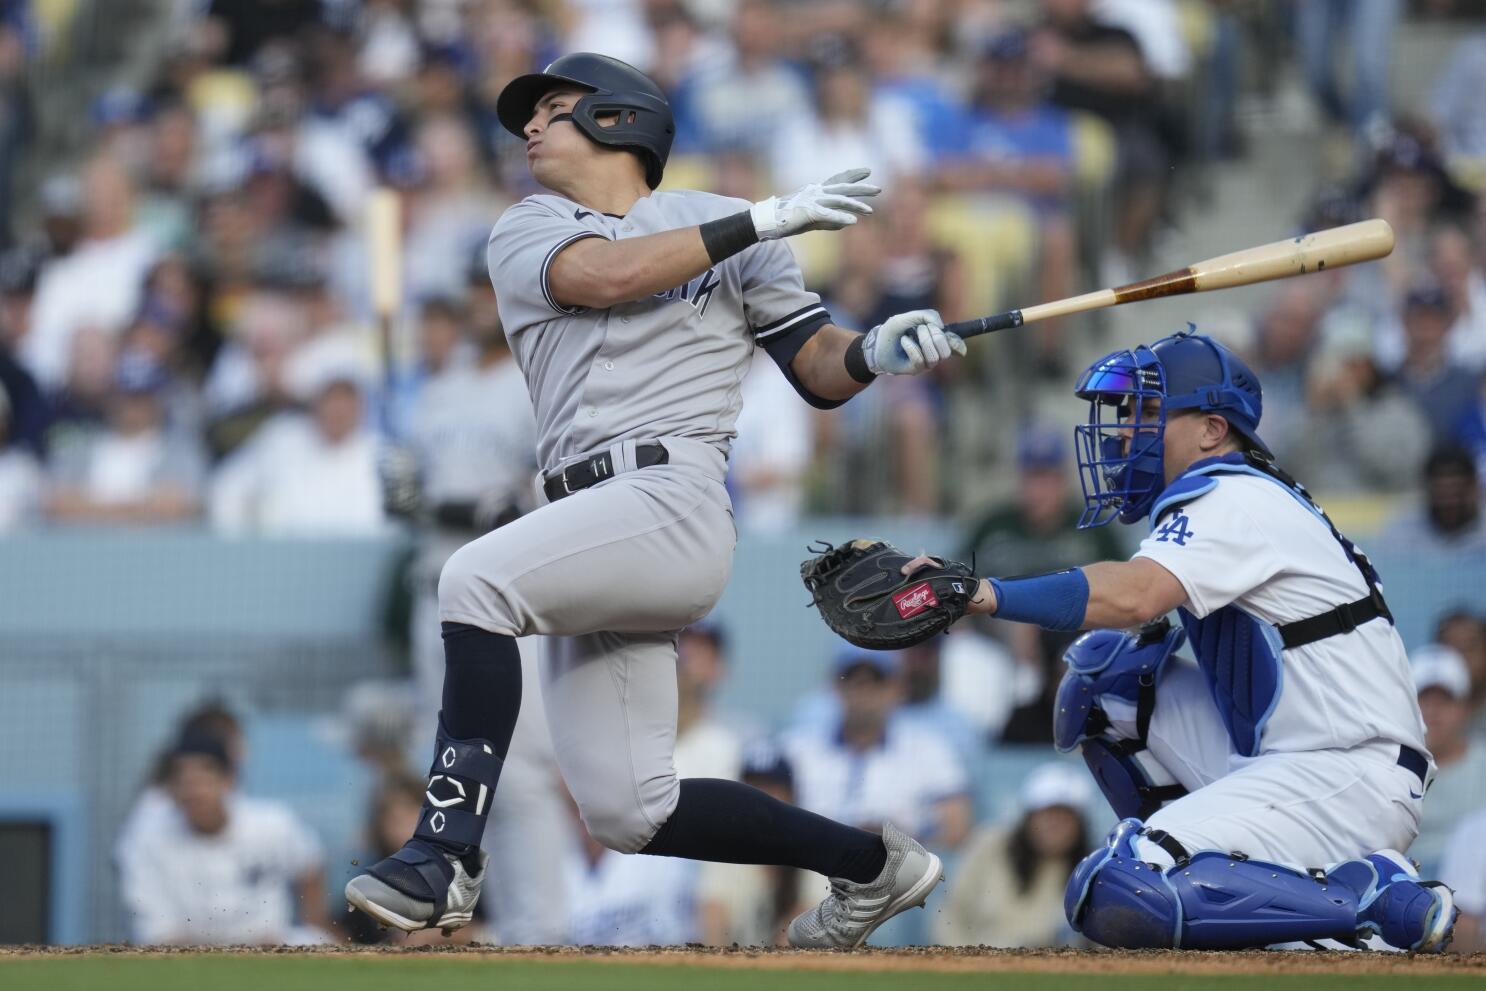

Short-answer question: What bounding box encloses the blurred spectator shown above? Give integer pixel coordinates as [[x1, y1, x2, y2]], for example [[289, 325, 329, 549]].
[[1250, 284, 1326, 464], [937, 30, 1075, 374], [962, 423, 1122, 744], [1394, 284, 1478, 442], [1409, 644, 1486, 876], [785, 648, 972, 849], [0, 379, 38, 530], [22, 155, 159, 390], [118, 730, 330, 945], [1436, 610, 1486, 715], [729, 347, 813, 531], [674, 622, 744, 781], [1431, 35, 1486, 160], [1295, 0, 1400, 137], [697, 743, 816, 946], [814, 187, 964, 515], [769, 48, 924, 193], [204, 0, 333, 68], [562, 809, 700, 946], [44, 354, 205, 525], [1380, 446, 1486, 554], [1439, 804, 1486, 953], [1296, 307, 1430, 493], [0, 9, 29, 245], [934, 762, 1092, 947], [402, 115, 507, 302], [681, 0, 811, 157], [116, 701, 247, 865], [1034, 0, 1168, 270], [1430, 225, 1486, 373], [860, 8, 966, 163], [208, 368, 387, 535], [894, 638, 988, 768], [203, 291, 308, 457]]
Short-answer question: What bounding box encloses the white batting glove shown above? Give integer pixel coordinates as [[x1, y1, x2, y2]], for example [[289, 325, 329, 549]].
[[750, 167, 881, 240], [861, 309, 966, 376]]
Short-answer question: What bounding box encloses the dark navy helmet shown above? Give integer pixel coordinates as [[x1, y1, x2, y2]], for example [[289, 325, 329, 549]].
[[496, 53, 674, 188], [1073, 327, 1267, 527]]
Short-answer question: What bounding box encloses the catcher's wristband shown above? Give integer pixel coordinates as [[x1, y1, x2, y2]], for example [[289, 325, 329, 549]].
[[700, 210, 760, 265], [844, 334, 877, 384], [989, 568, 1089, 631]]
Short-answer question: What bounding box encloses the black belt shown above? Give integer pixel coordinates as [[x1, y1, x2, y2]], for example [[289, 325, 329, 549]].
[[1398, 745, 1429, 788], [1277, 588, 1390, 650], [543, 442, 669, 502]]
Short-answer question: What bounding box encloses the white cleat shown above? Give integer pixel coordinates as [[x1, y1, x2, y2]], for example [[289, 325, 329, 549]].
[[787, 822, 944, 949], [344, 846, 489, 935]]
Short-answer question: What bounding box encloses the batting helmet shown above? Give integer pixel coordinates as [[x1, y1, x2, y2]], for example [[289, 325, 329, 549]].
[[1072, 327, 1268, 527], [496, 53, 674, 189]]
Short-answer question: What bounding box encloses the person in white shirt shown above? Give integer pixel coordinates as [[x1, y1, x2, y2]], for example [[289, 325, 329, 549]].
[[119, 732, 330, 946], [1439, 805, 1486, 953], [896, 329, 1455, 952], [209, 364, 387, 536], [1409, 645, 1486, 877], [673, 622, 744, 782], [563, 811, 700, 946], [784, 649, 972, 850], [45, 354, 204, 525]]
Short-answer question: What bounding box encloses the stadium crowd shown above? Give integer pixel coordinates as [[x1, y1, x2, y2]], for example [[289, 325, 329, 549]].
[[0, 0, 1482, 951]]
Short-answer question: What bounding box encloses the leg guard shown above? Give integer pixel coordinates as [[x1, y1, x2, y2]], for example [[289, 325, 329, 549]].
[[364, 716, 502, 912], [1080, 739, 1188, 821], [1066, 819, 1360, 949]]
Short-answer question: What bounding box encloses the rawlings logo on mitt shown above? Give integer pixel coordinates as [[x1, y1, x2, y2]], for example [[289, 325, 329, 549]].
[[800, 539, 977, 650]]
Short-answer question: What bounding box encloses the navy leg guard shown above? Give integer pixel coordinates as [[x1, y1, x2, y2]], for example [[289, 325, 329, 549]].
[[1080, 739, 1188, 820], [1066, 820, 1361, 949], [1332, 851, 1459, 952], [365, 715, 502, 912]]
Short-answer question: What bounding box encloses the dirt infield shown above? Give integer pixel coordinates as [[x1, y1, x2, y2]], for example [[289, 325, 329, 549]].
[[4, 944, 1484, 977]]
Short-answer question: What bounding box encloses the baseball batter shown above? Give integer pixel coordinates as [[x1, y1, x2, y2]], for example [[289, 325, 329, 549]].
[[889, 329, 1457, 951], [345, 53, 956, 948]]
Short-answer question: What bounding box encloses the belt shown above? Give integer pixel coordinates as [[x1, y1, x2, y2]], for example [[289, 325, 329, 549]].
[[1397, 744, 1429, 789], [542, 442, 669, 502]]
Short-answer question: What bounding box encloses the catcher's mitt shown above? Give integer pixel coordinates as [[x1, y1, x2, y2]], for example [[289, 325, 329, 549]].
[[800, 539, 977, 650]]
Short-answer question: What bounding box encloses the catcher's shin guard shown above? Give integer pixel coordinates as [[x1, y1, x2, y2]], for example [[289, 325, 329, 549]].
[[345, 716, 500, 932], [1066, 820, 1363, 950]]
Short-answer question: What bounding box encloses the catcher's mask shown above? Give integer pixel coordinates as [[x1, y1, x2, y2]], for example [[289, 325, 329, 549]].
[[1073, 327, 1268, 528]]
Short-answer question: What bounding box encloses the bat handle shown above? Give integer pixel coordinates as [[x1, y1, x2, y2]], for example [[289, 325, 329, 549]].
[[944, 309, 1024, 340]]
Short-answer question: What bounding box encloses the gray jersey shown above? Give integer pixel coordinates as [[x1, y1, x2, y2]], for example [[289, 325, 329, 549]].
[[486, 189, 831, 471]]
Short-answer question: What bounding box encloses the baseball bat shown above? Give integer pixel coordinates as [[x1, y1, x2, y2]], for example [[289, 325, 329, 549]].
[[368, 187, 402, 433], [945, 218, 1395, 340]]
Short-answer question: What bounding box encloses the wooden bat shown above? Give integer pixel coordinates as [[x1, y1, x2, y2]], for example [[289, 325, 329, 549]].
[[367, 187, 402, 432], [945, 219, 1395, 340]]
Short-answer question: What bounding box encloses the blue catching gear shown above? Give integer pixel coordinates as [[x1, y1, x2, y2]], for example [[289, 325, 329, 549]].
[[1055, 620, 1189, 818], [1332, 850, 1460, 952], [363, 715, 502, 913], [1073, 326, 1268, 527], [1067, 820, 1367, 950], [1148, 451, 1394, 756]]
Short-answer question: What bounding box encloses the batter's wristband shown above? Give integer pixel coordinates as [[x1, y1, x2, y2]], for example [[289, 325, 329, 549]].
[[844, 334, 877, 384], [989, 569, 1089, 631], [699, 211, 759, 265]]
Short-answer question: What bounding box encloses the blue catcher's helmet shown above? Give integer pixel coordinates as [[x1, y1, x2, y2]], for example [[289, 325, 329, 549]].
[[1073, 327, 1267, 528]]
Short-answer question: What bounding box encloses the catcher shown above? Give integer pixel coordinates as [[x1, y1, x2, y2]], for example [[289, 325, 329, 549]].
[[803, 329, 1457, 952]]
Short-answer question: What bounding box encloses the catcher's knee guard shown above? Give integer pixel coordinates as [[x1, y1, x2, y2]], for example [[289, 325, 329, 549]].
[[1056, 620, 1188, 819], [1066, 819, 1362, 949]]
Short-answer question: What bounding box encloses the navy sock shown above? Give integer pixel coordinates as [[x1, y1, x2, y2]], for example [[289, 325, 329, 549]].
[[640, 778, 888, 884], [439, 621, 521, 752]]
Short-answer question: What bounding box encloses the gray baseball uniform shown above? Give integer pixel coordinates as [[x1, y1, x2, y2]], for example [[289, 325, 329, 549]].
[[438, 188, 835, 853]]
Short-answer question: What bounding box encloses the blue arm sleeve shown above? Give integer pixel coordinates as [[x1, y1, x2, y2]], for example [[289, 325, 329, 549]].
[[989, 568, 1090, 632]]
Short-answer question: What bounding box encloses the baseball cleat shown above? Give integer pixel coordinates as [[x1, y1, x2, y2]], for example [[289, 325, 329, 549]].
[[786, 822, 944, 949], [344, 839, 488, 934]]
